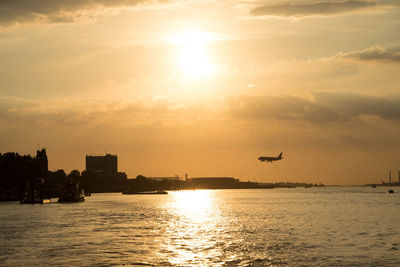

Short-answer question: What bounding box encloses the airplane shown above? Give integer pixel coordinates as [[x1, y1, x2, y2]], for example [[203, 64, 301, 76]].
[[258, 152, 283, 163]]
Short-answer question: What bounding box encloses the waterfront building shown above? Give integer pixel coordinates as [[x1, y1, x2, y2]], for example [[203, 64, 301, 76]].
[[86, 154, 117, 175], [187, 177, 239, 188], [35, 149, 48, 179], [146, 176, 181, 181], [85, 154, 126, 180]]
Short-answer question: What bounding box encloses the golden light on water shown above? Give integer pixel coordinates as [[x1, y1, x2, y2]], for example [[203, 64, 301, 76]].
[[168, 30, 219, 80], [162, 190, 222, 265], [170, 190, 214, 221]]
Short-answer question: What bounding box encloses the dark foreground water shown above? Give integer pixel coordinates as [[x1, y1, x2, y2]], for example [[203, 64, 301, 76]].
[[1, 187, 400, 266]]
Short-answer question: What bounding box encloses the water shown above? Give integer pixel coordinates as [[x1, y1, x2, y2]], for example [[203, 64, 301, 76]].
[[1, 187, 400, 266]]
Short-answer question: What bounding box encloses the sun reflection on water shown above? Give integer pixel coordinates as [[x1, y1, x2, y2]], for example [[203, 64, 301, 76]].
[[160, 190, 223, 265], [171, 190, 213, 221]]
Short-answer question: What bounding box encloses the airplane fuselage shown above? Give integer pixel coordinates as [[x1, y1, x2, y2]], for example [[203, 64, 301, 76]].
[[258, 153, 283, 163]]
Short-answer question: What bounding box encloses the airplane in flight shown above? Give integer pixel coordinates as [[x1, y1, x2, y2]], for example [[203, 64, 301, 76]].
[[258, 152, 283, 163]]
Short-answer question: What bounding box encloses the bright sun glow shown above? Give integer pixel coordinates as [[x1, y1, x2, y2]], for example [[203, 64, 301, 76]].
[[169, 190, 215, 222], [168, 30, 218, 80]]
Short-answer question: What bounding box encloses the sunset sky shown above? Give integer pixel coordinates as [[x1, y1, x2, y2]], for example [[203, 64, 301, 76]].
[[1, 0, 400, 185]]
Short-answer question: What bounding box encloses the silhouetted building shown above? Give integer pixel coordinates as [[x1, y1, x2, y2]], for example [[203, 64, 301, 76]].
[[35, 149, 48, 179], [86, 154, 117, 176], [0, 149, 48, 201], [85, 153, 127, 182], [84, 154, 127, 192], [187, 177, 239, 188], [189, 177, 239, 182], [147, 176, 181, 181]]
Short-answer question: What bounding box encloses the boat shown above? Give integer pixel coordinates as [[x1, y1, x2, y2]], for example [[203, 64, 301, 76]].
[[20, 192, 50, 204], [58, 182, 85, 202], [388, 189, 394, 194], [20, 178, 51, 204], [122, 190, 168, 195]]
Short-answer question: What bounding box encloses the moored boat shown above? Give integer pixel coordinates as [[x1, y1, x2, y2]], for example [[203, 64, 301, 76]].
[[20, 192, 50, 204], [20, 178, 51, 204], [58, 182, 85, 202]]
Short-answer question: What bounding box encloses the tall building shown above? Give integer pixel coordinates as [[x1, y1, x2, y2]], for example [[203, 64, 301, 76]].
[[86, 154, 118, 177], [35, 149, 48, 179], [84, 154, 127, 193]]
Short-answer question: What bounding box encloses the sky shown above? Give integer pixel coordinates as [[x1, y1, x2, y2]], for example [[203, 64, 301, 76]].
[[1, 0, 400, 185]]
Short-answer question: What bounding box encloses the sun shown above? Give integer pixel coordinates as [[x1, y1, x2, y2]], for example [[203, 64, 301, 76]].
[[168, 30, 218, 80]]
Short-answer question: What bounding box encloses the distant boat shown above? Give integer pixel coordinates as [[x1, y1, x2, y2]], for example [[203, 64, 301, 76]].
[[58, 182, 85, 202], [20, 178, 50, 204], [388, 189, 394, 194], [122, 190, 168, 195], [20, 192, 50, 204]]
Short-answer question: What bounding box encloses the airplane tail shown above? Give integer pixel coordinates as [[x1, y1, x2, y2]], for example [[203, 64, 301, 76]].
[[278, 152, 283, 159]]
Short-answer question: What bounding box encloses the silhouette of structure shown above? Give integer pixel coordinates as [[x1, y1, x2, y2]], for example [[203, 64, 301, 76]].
[[0, 149, 49, 202], [35, 149, 48, 179], [146, 176, 181, 181], [1, 149, 324, 199], [366, 170, 400, 187], [85, 154, 126, 179], [84, 154, 127, 192], [86, 154, 117, 176], [187, 177, 239, 188], [123, 174, 318, 192], [58, 181, 85, 202]]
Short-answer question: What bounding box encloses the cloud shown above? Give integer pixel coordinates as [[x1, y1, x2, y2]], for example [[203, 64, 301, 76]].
[[312, 91, 400, 120], [227, 92, 400, 123], [250, 1, 385, 17], [226, 95, 344, 123], [2, 92, 400, 130], [0, 0, 158, 26], [0, 96, 215, 127], [333, 45, 400, 63]]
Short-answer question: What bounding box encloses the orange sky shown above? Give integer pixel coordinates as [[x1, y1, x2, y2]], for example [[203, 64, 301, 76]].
[[1, 0, 400, 185]]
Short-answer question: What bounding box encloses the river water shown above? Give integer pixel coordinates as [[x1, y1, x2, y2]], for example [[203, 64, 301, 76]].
[[1, 187, 399, 266]]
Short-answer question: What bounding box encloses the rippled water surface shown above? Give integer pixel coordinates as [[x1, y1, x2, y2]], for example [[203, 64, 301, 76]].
[[1, 187, 400, 266]]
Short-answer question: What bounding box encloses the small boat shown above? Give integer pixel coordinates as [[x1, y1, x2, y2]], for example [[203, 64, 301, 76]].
[[20, 178, 50, 204], [388, 189, 394, 194], [122, 190, 168, 195], [20, 192, 50, 204], [58, 182, 85, 202]]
